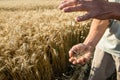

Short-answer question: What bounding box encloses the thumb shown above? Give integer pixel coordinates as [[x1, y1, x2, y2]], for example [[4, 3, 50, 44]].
[[75, 13, 92, 22]]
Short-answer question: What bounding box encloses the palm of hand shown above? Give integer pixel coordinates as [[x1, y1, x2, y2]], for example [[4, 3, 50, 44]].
[[69, 43, 93, 65]]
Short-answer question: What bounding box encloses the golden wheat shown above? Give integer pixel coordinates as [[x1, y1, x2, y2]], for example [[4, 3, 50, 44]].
[[0, 0, 91, 80]]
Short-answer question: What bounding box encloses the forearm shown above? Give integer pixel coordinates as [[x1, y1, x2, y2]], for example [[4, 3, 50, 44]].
[[83, 19, 109, 50]]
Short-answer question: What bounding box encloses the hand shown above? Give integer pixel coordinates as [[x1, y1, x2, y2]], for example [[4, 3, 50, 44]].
[[69, 43, 93, 65], [59, 0, 113, 21]]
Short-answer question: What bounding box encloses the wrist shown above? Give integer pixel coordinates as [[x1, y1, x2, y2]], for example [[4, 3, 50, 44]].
[[83, 42, 95, 52], [109, 2, 120, 20]]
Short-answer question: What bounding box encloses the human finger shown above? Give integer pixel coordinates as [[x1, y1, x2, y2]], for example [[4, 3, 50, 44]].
[[69, 57, 76, 62], [75, 12, 92, 21], [70, 56, 86, 65], [94, 11, 112, 20], [69, 47, 78, 57], [59, 0, 79, 10], [69, 45, 79, 57], [63, 3, 88, 12], [76, 56, 86, 65], [69, 43, 85, 57], [72, 60, 78, 64], [61, 0, 67, 4]]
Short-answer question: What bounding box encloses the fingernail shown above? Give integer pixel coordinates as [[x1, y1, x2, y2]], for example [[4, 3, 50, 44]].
[[77, 60, 79, 63], [58, 6, 62, 10], [73, 61, 77, 64], [76, 17, 82, 22], [63, 8, 70, 12]]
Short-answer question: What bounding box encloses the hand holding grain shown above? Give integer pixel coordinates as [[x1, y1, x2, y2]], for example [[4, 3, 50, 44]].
[[68, 43, 92, 65]]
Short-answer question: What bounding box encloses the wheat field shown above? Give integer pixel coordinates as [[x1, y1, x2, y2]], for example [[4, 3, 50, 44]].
[[0, 0, 91, 80]]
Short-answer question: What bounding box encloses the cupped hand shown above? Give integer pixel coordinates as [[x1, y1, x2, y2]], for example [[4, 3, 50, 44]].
[[69, 43, 93, 65]]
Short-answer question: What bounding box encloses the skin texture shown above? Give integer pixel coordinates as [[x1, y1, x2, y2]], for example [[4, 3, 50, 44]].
[[59, 0, 120, 21], [68, 19, 109, 65]]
